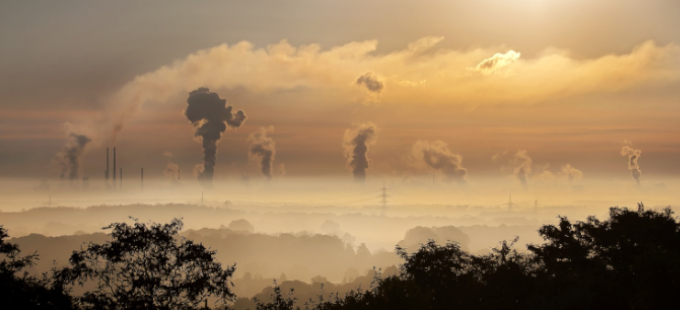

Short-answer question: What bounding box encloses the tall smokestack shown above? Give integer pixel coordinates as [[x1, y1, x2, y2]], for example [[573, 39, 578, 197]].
[[120, 168, 122, 189], [106, 148, 109, 182], [113, 147, 117, 188], [141, 168, 144, 191]]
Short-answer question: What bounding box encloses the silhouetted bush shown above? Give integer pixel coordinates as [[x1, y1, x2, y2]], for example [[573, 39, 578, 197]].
[[0, 225, 75, 310], [3, 202, 679, 310], [55, 218, 236, 310], [262, 203, 680, 310]]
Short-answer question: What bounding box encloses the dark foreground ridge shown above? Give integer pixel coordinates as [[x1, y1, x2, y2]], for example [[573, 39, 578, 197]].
[[1, 202, 679, 310]]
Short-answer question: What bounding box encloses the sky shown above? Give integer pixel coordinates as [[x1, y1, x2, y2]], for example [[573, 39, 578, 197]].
[[2, 0, 680, 186]]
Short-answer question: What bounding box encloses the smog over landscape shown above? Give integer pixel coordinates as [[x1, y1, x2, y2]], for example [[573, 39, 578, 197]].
[[2, 1, 680, 309]]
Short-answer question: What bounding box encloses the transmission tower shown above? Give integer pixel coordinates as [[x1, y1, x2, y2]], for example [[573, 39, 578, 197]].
[[380, 182, 389, 217], [506, 193, 516, 212], [534, 199, 539, 213]]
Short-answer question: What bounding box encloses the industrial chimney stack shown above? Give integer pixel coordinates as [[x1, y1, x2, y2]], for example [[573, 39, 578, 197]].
[[105, 148, 109, 183], [113, 147, 117, 189]]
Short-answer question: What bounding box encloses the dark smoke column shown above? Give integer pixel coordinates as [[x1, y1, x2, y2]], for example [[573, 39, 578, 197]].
[[59, 133, 92, 181], [343, 123, 377, 182], [248, 127, 276, 179], [184, 88, 247, 185]]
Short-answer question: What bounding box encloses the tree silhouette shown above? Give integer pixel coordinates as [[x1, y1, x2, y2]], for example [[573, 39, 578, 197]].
[[4, 202, 679, 310], [528, 203, 680, 309], [254, 282, 298, 310], [266, 203, 680, 310], [56, 218, 236, 310], [0, 225, 74, 310]]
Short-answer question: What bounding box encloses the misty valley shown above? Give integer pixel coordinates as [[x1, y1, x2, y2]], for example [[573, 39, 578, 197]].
[[4, 0, 680, 309]]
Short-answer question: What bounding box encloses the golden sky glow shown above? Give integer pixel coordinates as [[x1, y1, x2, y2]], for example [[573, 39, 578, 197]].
[[1, 0, 680, 186]]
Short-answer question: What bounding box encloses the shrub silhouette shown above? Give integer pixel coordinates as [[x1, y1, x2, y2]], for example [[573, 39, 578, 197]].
[[4, 202, 679, 310], [254, 282, 297, 310], [261, 203, 680, 310], [0, 225, 75, 310], [55, 218, 236, 310]]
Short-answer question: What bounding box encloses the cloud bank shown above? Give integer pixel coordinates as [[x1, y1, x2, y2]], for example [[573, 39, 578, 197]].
[[86, 37, 679, 143]]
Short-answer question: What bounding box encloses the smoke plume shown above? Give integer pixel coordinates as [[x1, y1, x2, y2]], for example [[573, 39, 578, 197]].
[[513, 150, 532, 189], [184, 88, 247, 184], [412, 140, 467, 182], [343, 123, 377, 182], [356, 72, 384, 93], [621, 146, 642, 185], [58, 133, 92, 180], [248, 127, 276, 179], [559, 164, 583, 182]]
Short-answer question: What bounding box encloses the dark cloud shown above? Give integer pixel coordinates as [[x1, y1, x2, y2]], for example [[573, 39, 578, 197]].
[[621, 146, 642, 185], [248, 127, 276, 179], [58, 133, 91, 181], [412, 140, 467, 182], [343, 123, 377, 182], [356, 72, 384, 93], [185, 87, 247, 185]]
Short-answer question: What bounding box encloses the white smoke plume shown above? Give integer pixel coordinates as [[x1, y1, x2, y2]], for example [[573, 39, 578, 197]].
[[513, 150, 532, 189], [621, 145, 642, 185], [559, 164, 584, 182]]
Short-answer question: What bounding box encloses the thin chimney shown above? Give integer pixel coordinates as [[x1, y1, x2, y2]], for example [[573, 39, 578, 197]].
[[105, 147, 109, 182], [120, 168, 122, 189], [141, 168, 144, 191], [113, 147, 117, 188]]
